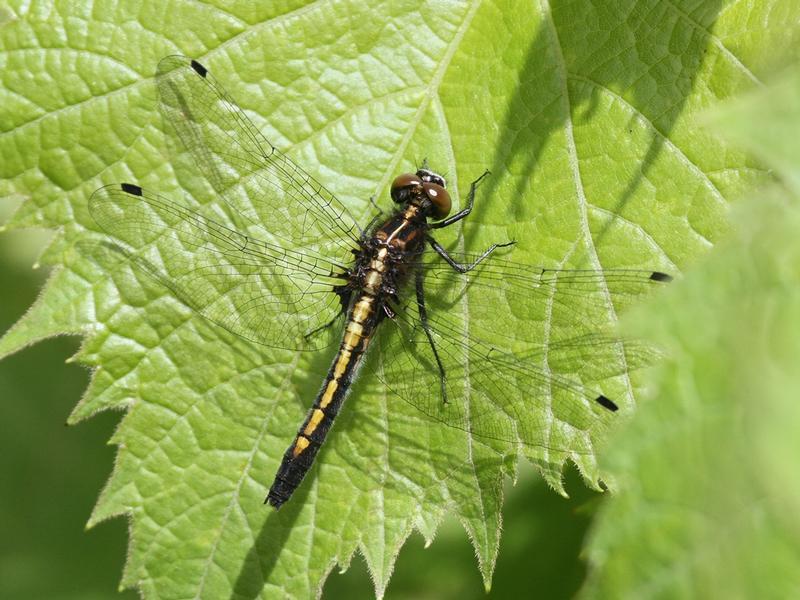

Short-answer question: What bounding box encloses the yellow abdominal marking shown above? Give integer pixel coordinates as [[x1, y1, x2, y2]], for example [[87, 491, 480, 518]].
[[303, 408, 325, 436], [320, 379, 338, 408], [364, 271, 382, 291], [352, 296, 373, 323], [369, 250, 387, 272], [332, 352, 349, 380], [346, 321, 364, 336], [342, 328, 362, 348], [292, 436, 310, 457]]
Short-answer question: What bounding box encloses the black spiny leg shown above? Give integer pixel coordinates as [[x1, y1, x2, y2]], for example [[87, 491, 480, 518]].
[[430, 170, 490, 229], [428, 169, 514, 272], [428, 236, 514, 274], [304, 286, 351, 342], [359, 196, 385, 242], [415, 269, 448, 404], [303, 313, 343, 342]]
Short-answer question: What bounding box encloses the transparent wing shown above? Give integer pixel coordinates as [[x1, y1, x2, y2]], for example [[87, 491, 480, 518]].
[[370, 257, 670, 454], [155, 55, 361, 258], [408, 252, 671, 350], [89, 183, 348, 351]]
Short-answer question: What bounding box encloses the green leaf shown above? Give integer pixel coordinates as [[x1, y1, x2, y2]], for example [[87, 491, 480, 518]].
[[582, 68, 800, 597], [1, 1, 791, 597], [707, 68, 800, 195]]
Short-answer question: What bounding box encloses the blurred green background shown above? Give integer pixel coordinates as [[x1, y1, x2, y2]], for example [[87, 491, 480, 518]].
[[0, 212, 135, 599], [0, 209, 601, 598]]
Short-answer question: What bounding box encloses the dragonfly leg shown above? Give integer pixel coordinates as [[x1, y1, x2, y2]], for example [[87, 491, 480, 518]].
[[368, 194, 383, 214], [303, 313, 342, 342], [427, 236, 515, 274], [303, 286, 350, 342], [359, 196, 385, 241], [415, 269, 449, 404], [430, 170, 491, 229]]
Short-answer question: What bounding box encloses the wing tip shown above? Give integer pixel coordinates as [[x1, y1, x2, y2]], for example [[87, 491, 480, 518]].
[[595, 394, 619, 412], [190, 59, 208, 78], [120, 182, 143, 196], [650, 271, 673, 283]]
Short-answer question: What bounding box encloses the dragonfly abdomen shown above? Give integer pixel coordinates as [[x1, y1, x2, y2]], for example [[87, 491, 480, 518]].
[[266, 205, 431, 508], [265, 290, 381, 508]]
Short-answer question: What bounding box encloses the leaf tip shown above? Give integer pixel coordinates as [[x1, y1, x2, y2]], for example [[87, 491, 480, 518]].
[[535, 461, 568, 497]]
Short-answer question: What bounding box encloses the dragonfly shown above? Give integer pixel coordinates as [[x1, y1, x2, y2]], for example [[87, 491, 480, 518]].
[[89, 56, 672, 509]]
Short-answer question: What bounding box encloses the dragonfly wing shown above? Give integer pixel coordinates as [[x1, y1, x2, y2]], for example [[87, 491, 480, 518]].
[[368, 257, 670, 456], [372, 309, 624, 463], [413, 252, 671, 348], [89, 183, 348, 351], [155, 55, 361, 260]]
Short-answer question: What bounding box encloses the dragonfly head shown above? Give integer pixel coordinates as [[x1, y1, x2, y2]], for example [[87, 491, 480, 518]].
[[390, 169, 451, 220], [416, 168, 446, 189]]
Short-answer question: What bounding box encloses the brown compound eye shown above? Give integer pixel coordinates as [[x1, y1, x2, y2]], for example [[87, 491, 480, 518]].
[[390, 173, 422, 203], [422, 182, 451, 219]]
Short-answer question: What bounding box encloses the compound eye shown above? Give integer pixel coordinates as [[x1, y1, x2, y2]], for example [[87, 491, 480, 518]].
[[423, 182, 451, 219], [390, 173, 422, 203]]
